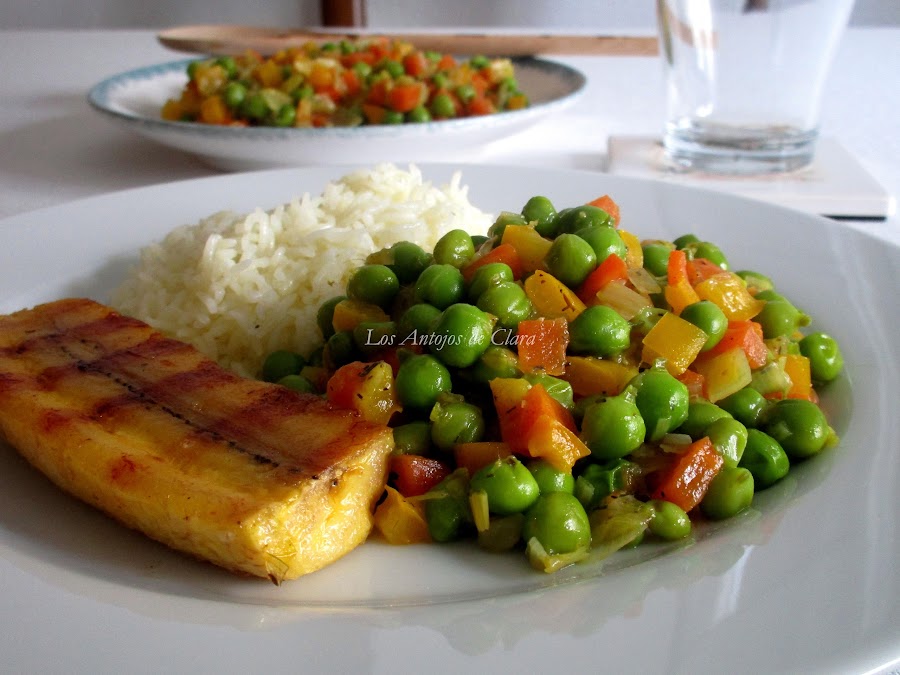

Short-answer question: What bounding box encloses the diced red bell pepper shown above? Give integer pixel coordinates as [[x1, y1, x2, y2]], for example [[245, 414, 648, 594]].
[[650, 437, 723, 512], [686, 258, 725, 286], [516, 317, 569, 375], [577, 253, 628, 304], [390, 454, 451, 498], [461, 243, 524, 282], [703, 320, 768, 369]]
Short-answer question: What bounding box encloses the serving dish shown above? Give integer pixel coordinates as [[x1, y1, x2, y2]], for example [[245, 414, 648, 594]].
[[1, 164, 897, 673], [87, 59, 586, 171]]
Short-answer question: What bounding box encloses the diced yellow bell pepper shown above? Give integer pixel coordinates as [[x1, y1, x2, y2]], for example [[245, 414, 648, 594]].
[[562, 356, 639, 397], [331, 299, 390, 333], [526, 416, 591, 472], [618, 229, 644, 269], [501, 225, 552, 273], [641, 311, 708, 376], [694, 272, 765, 321], [692, 347, 753, 402], [373, 486, 432, 545], [524, 270, 586, 321], [783, 353, 813, 400]]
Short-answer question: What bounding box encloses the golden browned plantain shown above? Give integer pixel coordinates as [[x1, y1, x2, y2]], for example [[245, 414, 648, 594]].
[[0, 298, 393, 583]]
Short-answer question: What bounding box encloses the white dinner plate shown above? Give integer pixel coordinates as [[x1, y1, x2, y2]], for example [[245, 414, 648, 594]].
[[0, 165, 897, 674], [87, 59, 585, 171]]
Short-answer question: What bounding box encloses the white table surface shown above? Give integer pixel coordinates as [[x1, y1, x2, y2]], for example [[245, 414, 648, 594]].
[[0, 28, 898, 675]]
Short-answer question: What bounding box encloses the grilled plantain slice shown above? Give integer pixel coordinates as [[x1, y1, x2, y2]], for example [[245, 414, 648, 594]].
[[0, 298, 393, 583]]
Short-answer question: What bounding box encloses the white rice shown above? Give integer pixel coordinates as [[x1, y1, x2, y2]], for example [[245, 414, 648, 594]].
[[110, 164, 492, 378]]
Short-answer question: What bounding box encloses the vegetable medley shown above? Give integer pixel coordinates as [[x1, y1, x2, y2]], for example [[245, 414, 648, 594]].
[[161, 38, 529, 128], [260, 194, 843, 573]]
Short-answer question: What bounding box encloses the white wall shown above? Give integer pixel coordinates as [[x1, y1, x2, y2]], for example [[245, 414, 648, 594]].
[[2, 0, 897, 29]]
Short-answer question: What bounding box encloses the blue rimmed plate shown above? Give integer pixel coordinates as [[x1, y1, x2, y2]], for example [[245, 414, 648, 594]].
[[87, 58, 586, 171]]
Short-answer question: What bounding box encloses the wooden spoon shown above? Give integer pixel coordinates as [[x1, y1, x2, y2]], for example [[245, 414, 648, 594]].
[[157, 24, 659, 57]]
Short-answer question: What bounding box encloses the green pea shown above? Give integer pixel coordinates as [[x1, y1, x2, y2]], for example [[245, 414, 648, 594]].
[[324, 330, 359, 369], [557, 205, 613, 234], [545, 233, 597, 288], [684, 241, 729, 270], [763, 398, 830, 459], [430, 92, 457, 118], [705, 417, 749, 467], [414, 264, 465, 309], [735, 269, 775, 293], [274, 103, 296, 127], [673, 233, 700, 249], [454, 83, 476, 103], [470, 457, 540, 515], [700, 467, 754, 520], [430, 400, 484, 450], [642, 243, 672, 277], [631, 368, 690, 442], [476, 281, 533, 329], [428, 303, 493, 368], [407, 105, 432, 123], [580, 392, 646, 461], [487, 211, 527, 240], [186, 60, 202, 80], [392, 421, 432, 455], [469, 345, 520, 383], [719, 387, 770, 428], [680, 300, 728, 351], [353, 61, 372, 78], [261, 349, 306, 382], [353, 321, 396, 353], [467, 262, 514, 302], [382, 110, 404, 124], [739, 429, 790, 489], [568, 305, 632, 357], [395, 353, 452, 411], [575, 226, 628, 264], [433, 229, 475, 268], [277, 374, 316, 394], [397, 303, 441, 343], [527, 459, 575, 494], [523, 373, 574, 410], [240, 92, 269, 121], [222, 81, 247, 108], [424, 470, 472, 542], [380, 59, 405, 78], [522, 196, 559, 237], [389, 241, 432, 284], [573, 458, 640, 510], [799, 332, 844, 383], [347, 264, 400, 309], [677, 400, 733, 439], [522, 492, 591, 555], [756, 297, 810, 339], [469, 55, 490, 69], [477, 513, 525, 552], [316, 295, 346, 340], [648, 499, 692, 540]]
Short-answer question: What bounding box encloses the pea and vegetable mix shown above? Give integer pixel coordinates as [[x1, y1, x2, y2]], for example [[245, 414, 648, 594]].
[[262, 194, 843, 573], [162, 38, 529, 128]]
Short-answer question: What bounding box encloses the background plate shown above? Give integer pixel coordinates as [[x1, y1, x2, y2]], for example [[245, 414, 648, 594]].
[[0, 164, 897, 674], [87, 59, 585, 171]]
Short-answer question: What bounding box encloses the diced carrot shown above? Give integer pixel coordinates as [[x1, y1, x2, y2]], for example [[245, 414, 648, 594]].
[[388, 82, 425, 113], [466, 96, 495, 116], [516, 317, 569, 376], [390, 454, 451, 498], [703, 320, 768, 369], [402, 51, 429, 77], [454, 442, 513, 477], [436, 54, 457, 70], [461, 243, 524, 282], [650, 437, 724, 512], [341, 69, 362, 97], [366, 78, 391, 107], [577, 253, 628, 304], [587, 195, 621, 227]]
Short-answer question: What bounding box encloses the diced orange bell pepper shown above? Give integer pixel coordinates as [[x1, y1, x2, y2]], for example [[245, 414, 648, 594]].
[[454, 442, 513, 476], [390, 454, 451, 498], [373, 486, 432, 545], [577, 253, 628, 304], [641, 311, 708, 376], [587, 195, 621, 227], [516, 317, 570, 375], [694, 272, 765, 321], [325, 361, 401, 424], [703, 320, 768, 369], [501, 225, 553, 273], [526, 415, 591, 472], [650, 437, 724, 512], [664, 249, 701, 315], [692, 347, 753, 402], [562, 356, 638, 397], [461, 243, 524, 282], [524, 270, 586, 321]]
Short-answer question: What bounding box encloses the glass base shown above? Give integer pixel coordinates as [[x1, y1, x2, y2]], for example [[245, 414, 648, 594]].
[[663, 124, 817, 175]]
